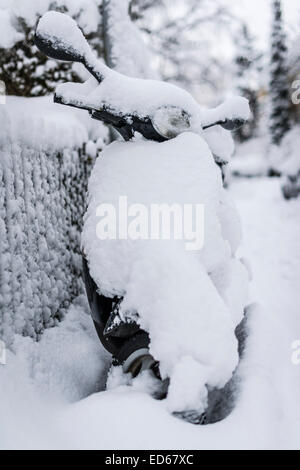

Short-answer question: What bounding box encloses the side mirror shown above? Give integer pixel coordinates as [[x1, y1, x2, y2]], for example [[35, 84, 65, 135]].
[[202, 97, 250, 132], [35, 11, 89, 62], [35, 11, 106, 83]]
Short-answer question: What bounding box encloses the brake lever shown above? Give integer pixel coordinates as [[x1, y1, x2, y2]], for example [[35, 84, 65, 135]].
[[90, 109, 127, 127]]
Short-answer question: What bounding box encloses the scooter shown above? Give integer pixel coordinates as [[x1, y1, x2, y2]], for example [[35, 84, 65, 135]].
[[35, 11, 251, 425]]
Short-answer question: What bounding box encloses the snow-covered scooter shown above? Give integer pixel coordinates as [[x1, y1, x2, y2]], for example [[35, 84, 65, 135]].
[[35, 11, 252, 425]]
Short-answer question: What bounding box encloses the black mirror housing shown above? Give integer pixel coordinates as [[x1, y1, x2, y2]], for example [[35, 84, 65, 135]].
[[35, 33, 83, 62]]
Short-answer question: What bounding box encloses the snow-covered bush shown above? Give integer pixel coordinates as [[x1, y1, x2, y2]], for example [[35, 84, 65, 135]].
[[229, 144, 268, 179], [0, 97, 106, 346], [0, 0, 159, 97], [268, 126, 300, 199], [0, 1, 103, 97]]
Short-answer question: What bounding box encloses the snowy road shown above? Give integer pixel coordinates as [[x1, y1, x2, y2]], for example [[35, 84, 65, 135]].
[[1, 177, 300, 450]]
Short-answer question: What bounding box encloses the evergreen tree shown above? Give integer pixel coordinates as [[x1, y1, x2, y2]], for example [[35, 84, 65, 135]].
[[269, 0, 291, 145], [235, 24, 261, 142]]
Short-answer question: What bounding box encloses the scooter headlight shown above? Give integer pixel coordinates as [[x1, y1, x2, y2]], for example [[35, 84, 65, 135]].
[[152, 106, 191, 139]]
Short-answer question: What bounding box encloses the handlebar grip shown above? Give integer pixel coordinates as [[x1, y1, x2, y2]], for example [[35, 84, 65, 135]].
[[53, 93, 92, 112], [203, 118, 246, 131]]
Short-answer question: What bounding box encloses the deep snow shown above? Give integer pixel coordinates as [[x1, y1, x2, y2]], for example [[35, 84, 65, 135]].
[[1, 174, 300, 450]]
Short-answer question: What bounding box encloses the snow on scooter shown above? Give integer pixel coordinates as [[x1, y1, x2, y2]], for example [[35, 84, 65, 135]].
[[35, 11, 252, 425]]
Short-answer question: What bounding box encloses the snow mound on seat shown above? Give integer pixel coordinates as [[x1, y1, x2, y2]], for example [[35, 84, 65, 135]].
[[82, 132, 249, 413]]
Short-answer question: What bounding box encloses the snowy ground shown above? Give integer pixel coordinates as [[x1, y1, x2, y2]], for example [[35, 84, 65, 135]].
[[1, 176, 300, 450]]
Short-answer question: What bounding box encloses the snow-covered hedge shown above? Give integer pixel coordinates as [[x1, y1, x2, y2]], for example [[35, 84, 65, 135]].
[[0, 97, 105, 346]]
